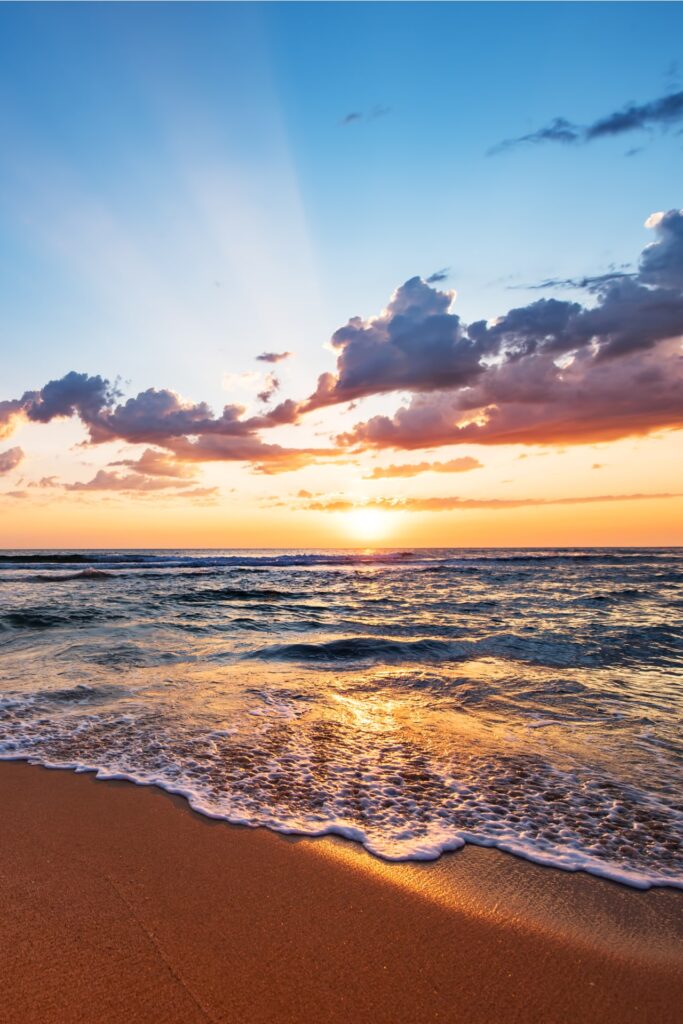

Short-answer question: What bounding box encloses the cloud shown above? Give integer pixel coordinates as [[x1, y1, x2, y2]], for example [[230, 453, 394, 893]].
[[491, 89, 683, 154], [167, 486, 220, 501], [586, 90, 683, 140], [426, 269, 450, 284], [365, 457, 482, 479], [0, 372, 311, 474], [256, 351, 292, 364], [257, 373, 280, 404], [2, 209, 682, 471], [491, 117, 580, 154], [62, 468, 219, 502], [340, 106, 390, 126], [312, 210, 683, 449], [302, 492, 682, 514], [297, 214, 683, 426], [109, 448, 198, 479], [168, 434, 337, 475], [513, 271, 634, 292], [29, 476, 59, 488], [640, 209, 683, 290], [342, 337, 683, 449], [0, 400, 27, 440], [303, 276, 486, 410], [65, 470, 196, 492], [0, 447, 24, 475]]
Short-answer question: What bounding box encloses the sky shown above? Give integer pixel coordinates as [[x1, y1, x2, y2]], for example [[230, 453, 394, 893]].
[[1, 1, 682, 548]]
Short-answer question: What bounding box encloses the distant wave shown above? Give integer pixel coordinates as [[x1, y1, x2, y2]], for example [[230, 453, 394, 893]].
[[0, 548, 677, 574], [28, 568, 116, 582]]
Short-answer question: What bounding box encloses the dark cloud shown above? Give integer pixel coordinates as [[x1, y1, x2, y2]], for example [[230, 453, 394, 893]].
[[306, 210, 683, 449], [513, 272, 634, 292], [587, 90, 683, 140], [303, 276, 486, 410], [0, 447, 24, 475], [365, 457, 482, 479], [340, 106, 390, 126], [305, 229, 682, 419], [468, 277, 683, 364], [341, 338, 683, 449], [0, 369, 329, 475], [426, 268, 450, 284], [490, 117, 580, 154], [89, 388, 247, 444], [24, 371, 118, 425], [639, 209, 683, 290], [491, 89, 683, 154], [256, 351, 292, 364]]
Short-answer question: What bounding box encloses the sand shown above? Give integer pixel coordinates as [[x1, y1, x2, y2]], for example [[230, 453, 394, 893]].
[[1, 761, 681, 1024]]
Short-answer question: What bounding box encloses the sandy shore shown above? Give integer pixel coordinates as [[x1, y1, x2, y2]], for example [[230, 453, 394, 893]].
[[2, 762, 681, 1024]]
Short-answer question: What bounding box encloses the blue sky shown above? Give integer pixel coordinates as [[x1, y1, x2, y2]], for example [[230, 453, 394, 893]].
[[1, 1, 681, 407]]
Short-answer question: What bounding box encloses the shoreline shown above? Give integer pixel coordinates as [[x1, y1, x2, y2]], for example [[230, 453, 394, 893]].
[[2, 761, 681, 1023], [5, 754, 680, 894]]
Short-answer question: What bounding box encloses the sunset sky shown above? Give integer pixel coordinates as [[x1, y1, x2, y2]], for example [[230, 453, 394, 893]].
[[1, 2, 682, 548]]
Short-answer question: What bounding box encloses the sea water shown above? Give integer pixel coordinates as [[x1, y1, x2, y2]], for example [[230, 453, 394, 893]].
[[0, 548, 681, 888]]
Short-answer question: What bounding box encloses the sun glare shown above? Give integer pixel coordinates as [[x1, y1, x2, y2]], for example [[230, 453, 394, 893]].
[[344, 507, 391, 542]]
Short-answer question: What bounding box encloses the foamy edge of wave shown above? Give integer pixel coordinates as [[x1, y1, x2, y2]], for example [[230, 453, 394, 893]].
[[3, 752, 681, 893]]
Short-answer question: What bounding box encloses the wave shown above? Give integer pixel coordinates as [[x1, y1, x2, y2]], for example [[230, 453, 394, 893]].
[[1, 735, 680, 890], [246, 636, 470, 664], [28, 568, 117, 582], [0, 553, 94, 564], [174, 586, 295, 604], [0, 608, 109, 630], [0, 550, 425, 570]]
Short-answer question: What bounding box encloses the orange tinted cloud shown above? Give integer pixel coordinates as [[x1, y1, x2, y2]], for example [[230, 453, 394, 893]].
[[365, 457, 482, 478], [302, 492, 683, 513]]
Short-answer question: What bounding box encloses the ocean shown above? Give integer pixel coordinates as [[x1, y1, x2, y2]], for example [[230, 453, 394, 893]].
[[1, 548, 681, 889]]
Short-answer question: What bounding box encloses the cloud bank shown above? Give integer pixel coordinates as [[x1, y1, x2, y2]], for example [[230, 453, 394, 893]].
[[1, 209, 682, 482], [324, 210, 683, 450]]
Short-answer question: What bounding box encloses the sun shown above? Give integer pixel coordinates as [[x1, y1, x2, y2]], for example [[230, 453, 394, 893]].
[[344, 507, 391, 542]]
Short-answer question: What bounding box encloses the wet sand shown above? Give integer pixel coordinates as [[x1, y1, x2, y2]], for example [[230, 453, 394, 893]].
[[2, 760, 681, 1024]]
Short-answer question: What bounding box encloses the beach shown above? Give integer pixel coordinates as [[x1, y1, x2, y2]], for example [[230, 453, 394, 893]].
[[3, 761, 681, 1024]]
